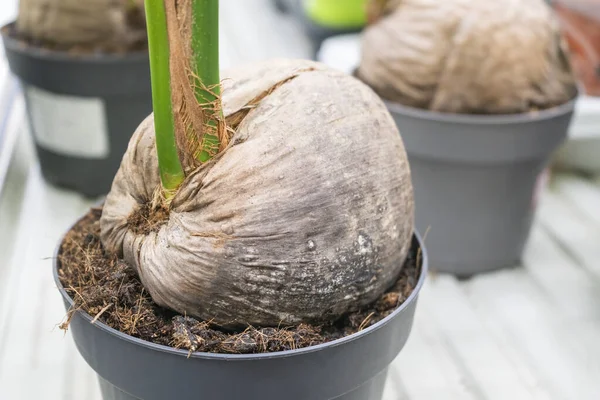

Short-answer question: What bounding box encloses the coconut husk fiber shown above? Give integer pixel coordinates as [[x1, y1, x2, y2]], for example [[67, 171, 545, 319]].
[[357, 0, 578, 114], [16, 0, 145, 49], [100, 58, 414, 329]]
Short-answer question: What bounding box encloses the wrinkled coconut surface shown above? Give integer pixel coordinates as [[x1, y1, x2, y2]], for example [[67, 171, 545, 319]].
[[100, 59, 415, 329], [13, 0, 146, 53], [58, 207, 421, 354], [358, 0, 578, 114]]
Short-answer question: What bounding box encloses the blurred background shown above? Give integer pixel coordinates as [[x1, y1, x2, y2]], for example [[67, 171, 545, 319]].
[[1, 0, 600, 399]]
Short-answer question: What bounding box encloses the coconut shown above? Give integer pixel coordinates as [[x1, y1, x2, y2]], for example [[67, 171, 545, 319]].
[[357, 0, 578, 114], [16, 0, 145, 48], [99, 59, 414, 329]]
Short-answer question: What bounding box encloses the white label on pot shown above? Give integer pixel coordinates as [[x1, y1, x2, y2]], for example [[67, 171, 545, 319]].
[[25, 85, 109, 158]]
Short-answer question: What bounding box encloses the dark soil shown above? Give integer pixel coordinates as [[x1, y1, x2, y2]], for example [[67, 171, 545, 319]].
[[126, 202, 169, 235], [58, 207, 421, 355]]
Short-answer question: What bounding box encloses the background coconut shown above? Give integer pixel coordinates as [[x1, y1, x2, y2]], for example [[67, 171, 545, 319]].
[[16, 0, 145, 49], [357, 0, 578, 114], [100, 59, 414, 329]]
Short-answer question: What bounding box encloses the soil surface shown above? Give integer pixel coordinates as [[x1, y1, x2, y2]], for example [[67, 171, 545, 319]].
[[126, 202, 169, 235], [58, 206, 421, 354]]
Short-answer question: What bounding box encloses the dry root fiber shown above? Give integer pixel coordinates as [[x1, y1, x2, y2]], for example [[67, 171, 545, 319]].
[[358, 0, 578, 114], [16, 0, 146, 51], [100, 59, 414, 329]]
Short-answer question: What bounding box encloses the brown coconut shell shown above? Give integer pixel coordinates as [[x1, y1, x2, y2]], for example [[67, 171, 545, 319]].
[[100, 59, 414, 329], [16, 0, 145, 49], [357, 0, 578, 114]]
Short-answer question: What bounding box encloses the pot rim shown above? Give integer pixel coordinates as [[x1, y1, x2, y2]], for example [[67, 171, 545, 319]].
[[1, 22, 148, 63], [53, 216, 428, 361], [384, 97, 577, 125]]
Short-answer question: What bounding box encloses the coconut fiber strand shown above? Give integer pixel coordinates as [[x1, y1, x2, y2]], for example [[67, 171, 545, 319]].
[[100, 59, 414, 329], [358, 0, 578, 114]]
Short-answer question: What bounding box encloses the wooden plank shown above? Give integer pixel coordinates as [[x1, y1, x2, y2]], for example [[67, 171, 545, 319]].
[[391, 298, 480, 400], [0, 164, 56, 397], [521, 224, 600, 398], [526, 216, 600, 321], [537, 189, 600, 282], [0, 148, 93, 398], [550, 175, 600, 227], [458, 278, 557, 400], [463, 253, 600, 400], [421, 276, 552, 400], [0, 109, 30, 298]]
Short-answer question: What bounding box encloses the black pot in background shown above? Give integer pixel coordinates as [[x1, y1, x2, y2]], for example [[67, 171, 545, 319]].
[[387, 100, 575, 277], [55, 217, 427, 400], [1, 23, 152, 198]]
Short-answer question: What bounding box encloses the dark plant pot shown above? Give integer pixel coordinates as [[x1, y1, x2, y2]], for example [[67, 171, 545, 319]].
[[54, 216, 427, 400], [1, 23, 152, 198], [387, 100, 575, 277]]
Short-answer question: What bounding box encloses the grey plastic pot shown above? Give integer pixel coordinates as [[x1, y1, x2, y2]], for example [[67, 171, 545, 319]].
[[1, 23, 152, 198], [54, 219, 427, 400], [386, 100, 575, 277]]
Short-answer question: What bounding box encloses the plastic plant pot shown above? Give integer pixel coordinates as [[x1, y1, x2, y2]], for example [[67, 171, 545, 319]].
[[54, 216, 427, 400], [386, 100, 575, 277], [1, 23, 152, 198]]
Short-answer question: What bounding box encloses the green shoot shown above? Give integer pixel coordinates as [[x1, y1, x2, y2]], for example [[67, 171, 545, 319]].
[[191, 0, 222, 162], [144, 0, 185, 194], [143, 0, 223, 197]]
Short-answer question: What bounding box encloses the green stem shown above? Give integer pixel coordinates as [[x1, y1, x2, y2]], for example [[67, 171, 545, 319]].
[[191, 0, 221, 162], [144, 0, 185, 193]]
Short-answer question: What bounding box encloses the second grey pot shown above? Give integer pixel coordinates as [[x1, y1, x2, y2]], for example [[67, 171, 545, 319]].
[[387, 100, 575, 277]]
